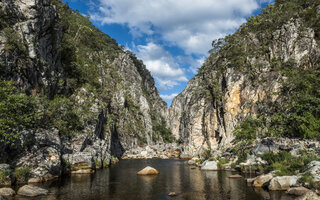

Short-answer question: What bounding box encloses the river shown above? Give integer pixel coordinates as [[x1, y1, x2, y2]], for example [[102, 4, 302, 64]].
[[15, 159, 295, 200]]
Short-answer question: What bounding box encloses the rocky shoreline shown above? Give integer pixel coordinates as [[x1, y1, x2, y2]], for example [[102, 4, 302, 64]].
[[186, 137, 320, 200]]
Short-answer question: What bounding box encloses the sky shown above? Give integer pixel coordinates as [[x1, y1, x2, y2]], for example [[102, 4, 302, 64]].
[[64, 0, 273, 105]]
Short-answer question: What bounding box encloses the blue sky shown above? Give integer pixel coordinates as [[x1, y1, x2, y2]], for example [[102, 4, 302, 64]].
[[64, 0, 273, 105]]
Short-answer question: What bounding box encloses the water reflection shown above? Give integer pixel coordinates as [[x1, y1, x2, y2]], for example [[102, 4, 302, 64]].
[[15, 159, 295, 200]]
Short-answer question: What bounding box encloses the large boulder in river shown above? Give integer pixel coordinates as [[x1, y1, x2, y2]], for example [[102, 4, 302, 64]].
[[268, 176, 299, 190], [201, 161, 218, 171], [137, 166, 159, 175], [0, 188, 15, 197], [17, 185, 48, 197], [253, 174, 273, 187]]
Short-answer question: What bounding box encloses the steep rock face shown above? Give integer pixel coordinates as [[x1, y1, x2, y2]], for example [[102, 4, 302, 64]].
[[169, 3, 320, 157], [0, 0, 63, 96], [0, 0, 168, 180]]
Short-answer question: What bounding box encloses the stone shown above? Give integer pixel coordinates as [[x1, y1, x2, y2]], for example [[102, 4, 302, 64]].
[[298, 191, 320, 200], [0, 188, 15, 197], [141, 151, 148, 157], [62, 152, 95, 172], [168, 192, 177, 196], [137, 166, 159, 175], [228, 174, 242, 179], [17, 185, 48, 197], [287, 187, 311, 196], [188, 160, 196, 165], [253, 174, 273, 188], [252, 138, 277, 156], [201, 161, 218, 171], [0, 165, 10, 172], [246, 178, 255, 184], [268, 176, 299, 191], [306, 161, 320, 182]]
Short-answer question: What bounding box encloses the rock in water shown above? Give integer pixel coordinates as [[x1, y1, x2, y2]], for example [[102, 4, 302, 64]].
[[201, 161, 218, 171], [253, 174, 273, 188], [0, 188, 15, 197], [268, 176, 299, 191], [17, 185, 48, 197], [137, 166, 159, 175], [168, 192, 177, 196]]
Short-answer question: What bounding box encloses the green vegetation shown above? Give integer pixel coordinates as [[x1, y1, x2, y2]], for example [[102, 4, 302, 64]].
[[0, 170, 10, 185], [0, 81, 41, 145], [299, 173, 320, 189], [14, 167, 31, 184], [262, 151, 320, 176]]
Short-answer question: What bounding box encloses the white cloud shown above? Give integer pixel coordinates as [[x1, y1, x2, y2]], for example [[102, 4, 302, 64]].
[[160, 93, 179, 101], [134, 42, 188, 90], [90, 0, 265, 55]]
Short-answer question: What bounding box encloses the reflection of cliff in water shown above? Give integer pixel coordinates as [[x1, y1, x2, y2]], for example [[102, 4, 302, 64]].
[[15, 159, 296, 200]]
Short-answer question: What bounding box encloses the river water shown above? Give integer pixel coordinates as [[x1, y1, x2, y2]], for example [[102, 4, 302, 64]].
[[16, 159, 295, 200]]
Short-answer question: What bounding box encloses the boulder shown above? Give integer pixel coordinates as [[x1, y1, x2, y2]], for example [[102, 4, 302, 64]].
[[287, 187, 311, 196], [253, 174, 273, 187], [140, 151, 148, 157], [15, 129, 62, 182], [0, 188, 15, 197], [62, 152, 95, 173], [268, 176, 299, 191], [17, 185, 48, 197], [180, 154, 192, 159], [252, 138, 277, 156], [298, 191, 320, 200], [201, 161, 218, 171], [137, 166, 159, 175], [168, 192, 177, 196], [305, 161, 320, 182], [247, 178, 255, 184]]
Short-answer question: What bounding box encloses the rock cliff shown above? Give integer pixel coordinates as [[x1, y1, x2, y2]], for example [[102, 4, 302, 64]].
[[0, 0, 169, 182], [169, 0, 320, 157]]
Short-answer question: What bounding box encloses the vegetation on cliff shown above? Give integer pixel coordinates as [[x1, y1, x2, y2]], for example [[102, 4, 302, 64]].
[[0, 0, 170, 151]]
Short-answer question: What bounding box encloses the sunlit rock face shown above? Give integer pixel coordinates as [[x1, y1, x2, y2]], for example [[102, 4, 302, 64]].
[[169, 16, 320, 157]]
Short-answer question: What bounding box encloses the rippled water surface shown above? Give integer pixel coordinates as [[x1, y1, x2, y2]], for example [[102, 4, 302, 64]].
[[16, 159, 295, 200]]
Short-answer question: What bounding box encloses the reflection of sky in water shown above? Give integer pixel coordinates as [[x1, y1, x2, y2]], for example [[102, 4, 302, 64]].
[[15, 159, 296, 200]]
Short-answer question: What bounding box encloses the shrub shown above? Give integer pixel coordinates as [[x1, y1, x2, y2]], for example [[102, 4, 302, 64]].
[[14, 167, 31, 184], [0, 170, 10, 185], [0, 80, 41, 145], [262, 151, 320, 176]]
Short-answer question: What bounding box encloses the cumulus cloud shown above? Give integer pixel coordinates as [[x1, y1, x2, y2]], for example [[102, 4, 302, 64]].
[[134, 42, 188, 90], [90, 0, 263, 55], [160, 93, 179, 101]]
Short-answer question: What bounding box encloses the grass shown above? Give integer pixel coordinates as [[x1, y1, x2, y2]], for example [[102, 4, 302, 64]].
[[14, 167, 31, 183]]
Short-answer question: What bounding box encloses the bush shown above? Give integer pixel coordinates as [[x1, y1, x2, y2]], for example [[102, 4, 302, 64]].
[[14, 167, 31, 184], [0, 80, 41, 145], [0, 170, 10, 185], [262, 151, 320, 176], [43, 96, 83, 138]]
